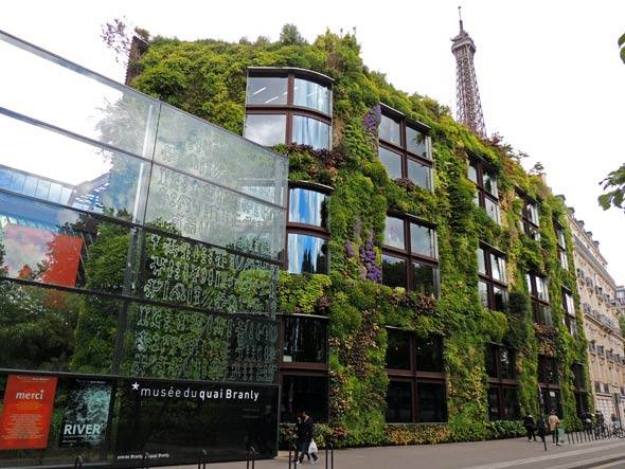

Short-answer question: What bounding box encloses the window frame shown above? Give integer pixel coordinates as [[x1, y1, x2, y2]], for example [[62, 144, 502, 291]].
[[527, 272, 552, 325], [245, 68, 333, 150], [518, 192, 541, 240], [378, 104, 433, 191], [381, 213, 439, 296], [485, 343, 519, 421], [477, 243, 508, 312], [562, 288, 577, 336], [468, 157, 501, 224], [385, 327, 447, 423]]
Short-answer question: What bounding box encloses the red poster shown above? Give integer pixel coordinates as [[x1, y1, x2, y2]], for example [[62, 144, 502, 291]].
[[0, 375, 58, 450]]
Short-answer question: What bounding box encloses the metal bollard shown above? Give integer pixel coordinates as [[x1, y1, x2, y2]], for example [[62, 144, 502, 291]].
[[324, 442, 334, 469], [198, 449, 207, 469], [247, 446, 257, 469], [73, 455, 83, 469], [288, 444, 293, 469], [142, 451, 150, 469]]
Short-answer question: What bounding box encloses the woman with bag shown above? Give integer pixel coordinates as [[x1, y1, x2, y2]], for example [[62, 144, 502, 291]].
[[296, 410, 319, 465]]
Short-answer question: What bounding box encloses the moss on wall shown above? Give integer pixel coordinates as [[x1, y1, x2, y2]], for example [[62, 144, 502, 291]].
[[130, 29, 589, 445]]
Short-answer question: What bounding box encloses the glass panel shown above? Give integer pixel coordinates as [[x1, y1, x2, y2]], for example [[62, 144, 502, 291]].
[[536, 276, 549, 302], [0, 37, 159, 158], [0, 280, 120, 373], [412, 262, 437, 296], [292, 115, 331, 150], [415, 336, 443, 372], [379, 114, 401, 146], [283, 316, 327, 363], [382, 254, 407, 288], [559, 250, 569, 270], [499, 348, 515, 379], [484, 198, 500, 224], [487, 387, 501, 420], [493, 286, 508, 312], [141, 231, 278, 315], [483, 171, 498, 198], [477, 247, 486, 275], [379, 147, 402, 180], [0, 192, 133, 293], [406, 126, 428, 159], [541, 388, 562, 417], [386, 381, 412, 423], [478, 280, 489, 307], [557, 229, 566, 248], [410, 223, 435, 257], [122, 302, 278, 383], [502, 387, 519, 419], [386, 329, 411, 370], [288, 187, 328, 228], [485, 344, 498, 378], [281, 375, 328, 423], [156, 105, 288, 206], [145, 164, 285, 260], [490, 253, 506, 283], [287, 233, 328, 274], [293, 78, 332, 115], [0, 113, 149, 222], [563, 292, 575, 315], [417, 382, 447, 422], [246, 76, 288, 105], [244, 114, 287, 147], [384, 216, 405, 249], [539, 356, 558, 384], [407, 159, 432, 190], [468, 162, 478, 183], [525, 202, 539, 226]]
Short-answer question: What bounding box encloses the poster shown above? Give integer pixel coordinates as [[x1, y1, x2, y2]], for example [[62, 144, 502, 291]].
[[0, 375, 58, 450], [59, 379, 113, 448]]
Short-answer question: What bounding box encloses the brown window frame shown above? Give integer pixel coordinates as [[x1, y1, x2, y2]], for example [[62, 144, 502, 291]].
[[562, 288, 577, 336], [381, 213, 440, 297], [385, 328, 447, 423], [477, 243, 508, 312], [527, 272, 552, 325], [468, 158, 500, 224], [518, 192, 541, 240], [378, 104, 433, 191], [485, 343, 519, 421], [245, 68, 333, 149]]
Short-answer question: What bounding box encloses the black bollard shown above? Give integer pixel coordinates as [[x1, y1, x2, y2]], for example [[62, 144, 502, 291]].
[[73, 456, 83, 469], [142, 451, 150, 469], [197, 449, 207, 469]]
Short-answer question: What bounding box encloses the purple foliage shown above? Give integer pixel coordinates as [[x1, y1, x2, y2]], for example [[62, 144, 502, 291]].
[[363, 104, 382, 134], [359, 237, 382, 283], [345, 241, 355, 258]]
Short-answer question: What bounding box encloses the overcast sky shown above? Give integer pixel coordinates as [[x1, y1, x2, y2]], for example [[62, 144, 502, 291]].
[[3, 0, 624, 285]]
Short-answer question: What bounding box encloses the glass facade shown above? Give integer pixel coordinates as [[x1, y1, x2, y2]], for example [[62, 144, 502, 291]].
[[0, 31, 287, 466]]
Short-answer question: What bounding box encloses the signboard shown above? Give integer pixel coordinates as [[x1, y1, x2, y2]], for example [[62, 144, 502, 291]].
[[0, 375, 58, 450], [59, 379, 113, 448]]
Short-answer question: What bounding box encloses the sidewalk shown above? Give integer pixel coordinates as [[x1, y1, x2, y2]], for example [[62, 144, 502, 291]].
[[167, 437, 625, 469]]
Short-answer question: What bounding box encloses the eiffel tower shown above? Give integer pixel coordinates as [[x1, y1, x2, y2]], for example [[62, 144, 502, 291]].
[[451, 7, 486, 137]]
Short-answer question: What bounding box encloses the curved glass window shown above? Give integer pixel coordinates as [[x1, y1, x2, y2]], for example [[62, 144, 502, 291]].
[[406, 126, 428, 159], [287, 233, 328, 274], [244, 114, 286, 147], [294, 78, 332, 115], [292, 115, 331, 150], [246, 77, 288, 105], [379, 147, 402, 180], [379, 115, 401, 146], [288, 187, 328, 228]]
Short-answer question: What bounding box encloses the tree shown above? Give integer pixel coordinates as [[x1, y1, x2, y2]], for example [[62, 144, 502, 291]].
[[279, 24, 306, 45], [619, 32, 625, 64]]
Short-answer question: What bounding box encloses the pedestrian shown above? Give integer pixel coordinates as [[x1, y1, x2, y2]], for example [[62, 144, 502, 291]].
[[548, 410, 561, 445], [522, 413, 537, 441], [296, 410, 319, 465], [596, 411, 605, 437], [582, 411, 593, 434], [537, 415, 547, 444]]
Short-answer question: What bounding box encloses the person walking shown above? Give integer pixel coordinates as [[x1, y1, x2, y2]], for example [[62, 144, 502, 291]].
[[296, 410, 318, 465], [523, 413, 537, 441], [548, 410, 561, 445], [537, 415, 547, 444]]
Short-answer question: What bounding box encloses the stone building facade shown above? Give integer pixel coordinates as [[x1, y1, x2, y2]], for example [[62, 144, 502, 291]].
[[568, 213, 625, 421]]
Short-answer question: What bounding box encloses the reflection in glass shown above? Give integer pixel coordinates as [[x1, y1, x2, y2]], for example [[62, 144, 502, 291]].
[[483, 172, 498, 198], [468, 163, 478, 183], [244, 114, 287, 147], [292, 115, 331, 150], [488, 387, 501, 420], [246, 77, 288, 105], [283, 316, 327, 363], [406, 126, 428, 159], [293, 78, 332, 115], [287, 233, 328, 274], [493, 286, 508, 312], [379, 115, 401, 146], [379, 147, 402, 180], [0, 114, 147, 222], [490, 253, 506, 283], [486, 344, 498, 377], [410, 223, 435, 257], [281, 375, 328, 422], [382, 255, 407, 288], [478, 280, 489, 307], [502, 387, 519, 419], [288, 187, 328, 227], [412, 261, 437, 296], [417, 382, 447, 422], [484, 198, 500, 224], [386, 381, 412, 423], [499, 348, 515, 379], [477, 247, 486, 275], [384, 216, 405, 249], [407, 159, 432, 190], [386, 329, 411, 369]]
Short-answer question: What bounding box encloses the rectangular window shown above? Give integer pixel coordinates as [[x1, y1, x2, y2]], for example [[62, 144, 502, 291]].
[[288, 187, 328, 228], [379, 114, 401, 146], [244, 113, 287, 146], [282, 316, 327, 363], [292, 115, 331, 150], [527, 272, 551, 325], [486, 344, 515, 380], [538, 355, 558, 385], [415, 335, 444, 372], [468, 159, 500, 225], [386, 329, 411, 370], [281, 375, 328, 423], [379, 147, 403, 180], [382, 254, 408, 288], [246, 76, 288, 105], [386, 380, 413, 423], [478, 245, 508, 312], [417, 382, 447, 422], [287, 233, 328, 274], [406, 126, 429, 160], [520, 197, 540, 240]]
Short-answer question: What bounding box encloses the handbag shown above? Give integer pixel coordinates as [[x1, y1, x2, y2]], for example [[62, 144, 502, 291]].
[[308, 439, 318, 454]]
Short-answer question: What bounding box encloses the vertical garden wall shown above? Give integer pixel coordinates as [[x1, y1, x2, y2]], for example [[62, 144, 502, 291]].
[[128, 29, 590, 446]]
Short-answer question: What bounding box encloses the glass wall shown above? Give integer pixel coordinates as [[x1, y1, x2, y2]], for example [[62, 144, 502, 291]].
[[0, 30, 287, 467]]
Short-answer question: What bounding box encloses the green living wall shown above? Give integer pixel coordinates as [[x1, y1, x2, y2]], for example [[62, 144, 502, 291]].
[[127, 28, 589, 446]]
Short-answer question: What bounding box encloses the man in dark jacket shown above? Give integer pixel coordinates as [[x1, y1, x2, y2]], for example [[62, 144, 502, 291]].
[[523, 413, 537, 441], [297, 411, 318, 465]]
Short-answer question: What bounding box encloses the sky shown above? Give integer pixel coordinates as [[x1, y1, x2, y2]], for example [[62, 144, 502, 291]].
[[2, 0, 624, 285]]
